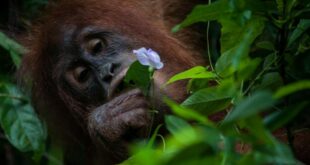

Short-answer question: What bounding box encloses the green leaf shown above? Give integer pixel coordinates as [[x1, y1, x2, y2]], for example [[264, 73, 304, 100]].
[[273, 80, 310, 99], [165, 115, 194, 136], [164, 98, 214, 126], [269, 142, 297, 164], [0, 32, 25, 67], [215, 18, 265, 77], [244, 116, 274, 144], [256, 72, 283, 91], [0, 83, 46, 153], [163, 142, 214, 165], [252, 140, 297, 164], [223, 91, 275, 123], [186, 78, 210, 93], [288, 19, 310, 47], [275, 0, 284, 15], [172, 1, 229, 32], [264, 102, 308, 131], [124, 61, 152, 94], [256, 41, 275, 50], [147, 124, 163, 149], [172, 0, 266, 32], [181, 87, 232, 115], [165, 66, 216, 85]]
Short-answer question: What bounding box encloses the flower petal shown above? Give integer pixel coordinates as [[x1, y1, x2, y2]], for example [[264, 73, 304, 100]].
[[154, 61, 164, 69], [147, 49, 161, 64], [133, 47, 150, 65], [133, 47, 147, 54], [133, 47, 164, 69], [136, 53, 150, 66]]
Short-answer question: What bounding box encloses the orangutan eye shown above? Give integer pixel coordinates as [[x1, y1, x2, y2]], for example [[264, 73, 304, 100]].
[[86, 38, 107, 55], [73, 66, 91, 83]]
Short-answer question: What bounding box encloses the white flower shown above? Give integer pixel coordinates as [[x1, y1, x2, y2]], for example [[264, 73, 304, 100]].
[[133, 47, 164, 69]]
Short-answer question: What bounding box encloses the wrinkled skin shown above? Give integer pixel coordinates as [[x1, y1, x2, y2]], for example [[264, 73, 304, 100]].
[[18, 0, 206, 164]]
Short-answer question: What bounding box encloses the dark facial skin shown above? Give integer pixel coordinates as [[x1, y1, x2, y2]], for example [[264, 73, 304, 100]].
[[53, 26, 156, 160], [57, 27, 135, 104]]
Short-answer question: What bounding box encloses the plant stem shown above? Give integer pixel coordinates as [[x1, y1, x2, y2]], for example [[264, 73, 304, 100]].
[[276, 0, 296, 154], [206, 0, 214, 71], [243, 55, 277, 95]]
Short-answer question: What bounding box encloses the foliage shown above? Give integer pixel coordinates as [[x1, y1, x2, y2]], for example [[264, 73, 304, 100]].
[[0, 0, 48, 164], [0, 0, 309, 164], [0, 31, 47, 162], [123, 0, 310, 165]]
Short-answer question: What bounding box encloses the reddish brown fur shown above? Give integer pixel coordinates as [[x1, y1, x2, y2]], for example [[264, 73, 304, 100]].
[[18, 0, 206, 164]]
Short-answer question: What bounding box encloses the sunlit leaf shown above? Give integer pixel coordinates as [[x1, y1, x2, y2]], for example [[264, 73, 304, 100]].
[[273, 80, 310, 98], [165, 66, 216, 85]]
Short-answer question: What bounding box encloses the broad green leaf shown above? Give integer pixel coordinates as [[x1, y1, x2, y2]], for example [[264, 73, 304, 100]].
[[165, 115, 194, 137], [219, 15, 264, 53], [164, 98, 214, 126], [240, 141, 297, 164], [264, 102, 308, 131], [236, 58, 261, 81], [165, 66, 216, 85], [123, 147, 161, 165], [163, 142, 215, 165], [181, 87, 232, 115], [186, 78, 210, 93], [244, 116, 274, 144], [273, 80, 310, 98], [223, 91, 275, 123], [251, 140, 297, 164], [215, 18, 265, 77], [124, 61, 151, 94], [199, 126, 222, 149], [0, 83, 46, 153], [172, 1, 229, 32], [172, 0, 266, 32], [256, 41, 274, 50], [269, 143, 297, 164], [0, 32, 25, 67], [288, 19, 310, 47], [255, 72, 283, 91]]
